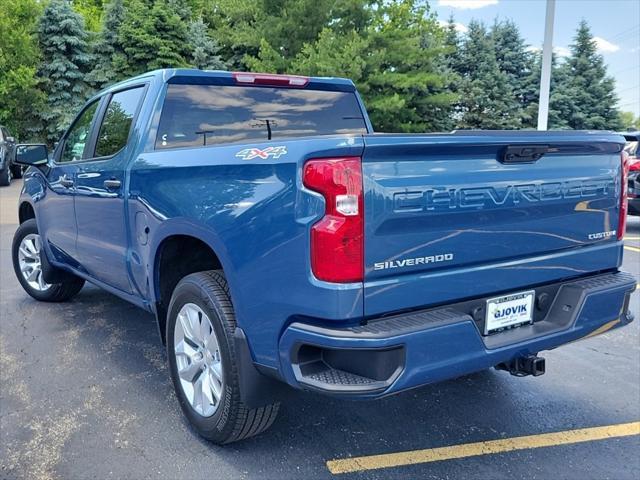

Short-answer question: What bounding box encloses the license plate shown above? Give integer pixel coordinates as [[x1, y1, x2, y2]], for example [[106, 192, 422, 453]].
[[484, 290, 535, 335]]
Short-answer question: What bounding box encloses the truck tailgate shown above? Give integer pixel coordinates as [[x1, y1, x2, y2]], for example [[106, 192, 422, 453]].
[[362, 132, 625, 316]]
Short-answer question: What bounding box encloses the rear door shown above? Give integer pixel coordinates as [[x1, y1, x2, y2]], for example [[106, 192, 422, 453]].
[[39, 100, 101, 264], [74, 85, 146, 293], [362, 132, 624, 316]]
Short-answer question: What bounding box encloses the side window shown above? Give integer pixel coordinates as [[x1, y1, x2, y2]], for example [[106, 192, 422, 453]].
[[60, 101, 99, 163], [94, 87, 144, 158]]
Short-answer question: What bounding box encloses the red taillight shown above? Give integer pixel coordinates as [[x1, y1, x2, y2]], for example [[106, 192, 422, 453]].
[[618, 151, 630, 240], [629, 158, 640, 172], [232, 72, 309, 88], [303, 157, 363, 283]]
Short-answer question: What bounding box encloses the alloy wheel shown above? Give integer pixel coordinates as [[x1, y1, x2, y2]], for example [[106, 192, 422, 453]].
[[173, 303, 224, 417], [18, 233, 50, 292]]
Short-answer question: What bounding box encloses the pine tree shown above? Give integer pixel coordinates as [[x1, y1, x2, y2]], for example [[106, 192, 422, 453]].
[[443, 16, 463, 73], [72, 0, 104, 32], [117, 0, 190, 77], [37, 0, 92, 144], [188, 17, 227, 70], [520, 51, 566, 129], [86, 0, 126, 89], [491, 20, 533, 113], [456, 21, 520, 129], [254, 0, 456, 132], [350, 0, 456, 132], [290, 28, 370, 85], [210, 0, 372, 71], [552, 21, 622, 130], [441, 16, 463, 129]]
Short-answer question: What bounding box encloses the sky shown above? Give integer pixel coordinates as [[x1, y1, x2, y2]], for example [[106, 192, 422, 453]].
[[433, 0, 640, 118]]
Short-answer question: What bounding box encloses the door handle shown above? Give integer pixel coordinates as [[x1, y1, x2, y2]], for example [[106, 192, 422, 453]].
[[60, 175, 74, 188], [103, 179, 121, 190]]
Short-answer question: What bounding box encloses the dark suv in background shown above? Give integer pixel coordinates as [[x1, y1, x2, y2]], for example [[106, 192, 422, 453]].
[[0, 125, 22, 186], [623, 132, 640, 216]]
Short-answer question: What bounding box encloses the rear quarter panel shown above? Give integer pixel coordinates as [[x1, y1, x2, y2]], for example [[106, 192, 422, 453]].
[[128, 136, 365, 366]]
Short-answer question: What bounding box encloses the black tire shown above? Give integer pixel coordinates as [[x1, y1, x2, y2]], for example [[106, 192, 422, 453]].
[[12, 219, 85, 302], [0, 163, 11, 186], [167, 270, 280, 444], [10, 164, 23, 179]]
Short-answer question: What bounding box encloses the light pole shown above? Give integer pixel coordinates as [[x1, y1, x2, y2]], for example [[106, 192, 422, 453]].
[[537, 0, 556, 131]]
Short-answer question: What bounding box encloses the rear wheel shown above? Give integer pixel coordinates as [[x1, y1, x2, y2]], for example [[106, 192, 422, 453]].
[[167, 270, 280, 444], [12, 219, 85, 302]]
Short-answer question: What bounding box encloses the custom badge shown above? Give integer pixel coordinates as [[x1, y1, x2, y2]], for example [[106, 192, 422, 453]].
[[235, 146, 288, 160]]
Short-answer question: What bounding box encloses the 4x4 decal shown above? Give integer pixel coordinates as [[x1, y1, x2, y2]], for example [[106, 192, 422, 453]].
[[235, 146, 288, 160]]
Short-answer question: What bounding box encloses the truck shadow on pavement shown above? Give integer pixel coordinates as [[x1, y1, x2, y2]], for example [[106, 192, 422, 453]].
[[52, 284, 580, 455]]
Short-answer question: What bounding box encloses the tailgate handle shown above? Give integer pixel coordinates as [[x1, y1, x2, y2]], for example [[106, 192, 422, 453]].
[[501, 145, 548, 164]]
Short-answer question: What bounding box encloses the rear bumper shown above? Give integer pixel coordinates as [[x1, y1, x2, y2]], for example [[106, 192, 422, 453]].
[[278, 271, 636, 397]]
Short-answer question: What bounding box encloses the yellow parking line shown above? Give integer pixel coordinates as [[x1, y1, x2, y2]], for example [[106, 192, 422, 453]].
[[624, 245, 640, 253], [326, 421, 640, 474], [624, 236, 640, 241]]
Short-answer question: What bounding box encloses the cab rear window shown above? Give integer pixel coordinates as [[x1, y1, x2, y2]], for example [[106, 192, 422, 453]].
[[156, 84, 367, 149]]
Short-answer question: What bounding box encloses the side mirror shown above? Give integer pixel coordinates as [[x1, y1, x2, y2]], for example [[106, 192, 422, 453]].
[[6, 136, 15, 143], [15, 144, 49, 166]]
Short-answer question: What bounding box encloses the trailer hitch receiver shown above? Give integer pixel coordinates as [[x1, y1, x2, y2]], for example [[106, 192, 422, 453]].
[[496, 355, 546, 377]]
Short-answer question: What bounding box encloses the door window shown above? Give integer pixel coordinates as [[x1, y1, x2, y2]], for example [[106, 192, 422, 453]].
[[94, 87, 145, 158], [59, 101, 99, 163]]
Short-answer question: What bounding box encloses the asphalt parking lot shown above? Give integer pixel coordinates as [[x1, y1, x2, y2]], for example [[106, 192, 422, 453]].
[[1, 179, 639, 480]]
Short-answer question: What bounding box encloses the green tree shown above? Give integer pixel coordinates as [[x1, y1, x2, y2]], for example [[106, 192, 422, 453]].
[[552, 21, 622, 130], [207, 0, 266, 69], [456, 20, 520, 129], [86, 0, 127, 89], [210, 0, 373, 71], [618, 111, 639, 131], [117, 0, 190, 77], [188, 17, 227, 70], [439, 17, 464, 129], [290, 28, 370, 84], [72, 0, 104, 32], [37, 0, 92, 144], [443, 17, 463, 74], [491, 20, 533, 113], [290, 0, 456, 132], [520, 51, 567, 129], [0, 0, 45, 140], [365, 0, 456, 132]]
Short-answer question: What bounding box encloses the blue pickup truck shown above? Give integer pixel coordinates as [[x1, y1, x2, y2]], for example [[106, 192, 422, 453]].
[[12, 69, 636, 444]]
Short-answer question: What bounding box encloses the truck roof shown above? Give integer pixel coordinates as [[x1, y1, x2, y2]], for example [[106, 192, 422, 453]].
[[94, 68, 357, 98]]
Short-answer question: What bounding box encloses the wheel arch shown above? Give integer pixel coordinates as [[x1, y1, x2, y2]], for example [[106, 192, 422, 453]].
[[18, 201, 36, 224], [151, 227, 234, 344]]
